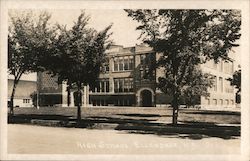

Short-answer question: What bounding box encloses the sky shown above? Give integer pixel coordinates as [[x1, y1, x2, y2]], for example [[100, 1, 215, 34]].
[[48, 9, 142, 47], [12, 9, 143, 81], [11, 9, 241, 81]]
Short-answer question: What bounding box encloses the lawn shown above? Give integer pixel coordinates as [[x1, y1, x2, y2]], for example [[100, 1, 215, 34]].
[[10, 106, 240, 125], [8, 106, 241, 139]]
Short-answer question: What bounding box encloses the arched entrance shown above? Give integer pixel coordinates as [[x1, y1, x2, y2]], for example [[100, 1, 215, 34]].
[[141, 90, 152, 107]]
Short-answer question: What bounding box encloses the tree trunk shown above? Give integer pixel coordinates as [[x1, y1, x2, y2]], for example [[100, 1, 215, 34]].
[[67, 86, 70, 107], [77, 85, 81, 123], [172, 92, 179, 125], [9, 79, 18, 116]]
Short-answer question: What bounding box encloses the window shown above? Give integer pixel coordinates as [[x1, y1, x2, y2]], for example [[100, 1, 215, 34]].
[[114, 58, 118, 71], [92, 79, 109, 93], [124, 57, 129, 70], [139, 53, 156, 80], [224, 61, 234, 74], [113, 56, 134, 72], [219, 99, 223, 106], [219, 61, 223, 72], [225, 99, 229, 105], [212, 76, 217, 91], [92, 100, 96, 106], [105, 80, 109, 93], [119, 58, 123, 71], [231, 100, 234, 105], [114, 79, 119, 93], [124, 79, 129, 92], [206, 98, 210, 105], [205, 60, 213, 68], [219, 77, 223, 92], [104, 64, 109, 72], [101, 81, 105, 92], [225, 79, 234, 93], [114, 78, 133, 93], [205, 60, 218, 69], [213, 99, 217, 105], [129, 56, 134, 70], [101, 59, 109, 73], [23, 99, 30, 104], [140, 54, 146, 64], [140, 53, 153, 66], [118, 79, 123, 92], [128, 79, 133, 92], [96, 83, 100, 92], [213, 61, 217, 69]]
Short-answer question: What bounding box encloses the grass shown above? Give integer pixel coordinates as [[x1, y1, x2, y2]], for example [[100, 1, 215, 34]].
[[8, 106, 241, 139], [10, 106, 241, 125]]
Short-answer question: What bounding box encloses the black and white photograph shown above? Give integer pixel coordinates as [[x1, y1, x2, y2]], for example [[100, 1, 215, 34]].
[[0, 0, 249, 161]]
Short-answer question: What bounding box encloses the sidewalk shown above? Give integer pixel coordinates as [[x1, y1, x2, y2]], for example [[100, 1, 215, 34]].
[[9, 115, 240, 140], [8, 124, 240, 155], [8, 106, 240, 139]]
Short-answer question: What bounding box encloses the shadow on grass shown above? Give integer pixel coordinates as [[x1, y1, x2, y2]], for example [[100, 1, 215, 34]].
[[117, 113, 161, 117], [182, 110, 241, 116], [8, 114, 240, 140]]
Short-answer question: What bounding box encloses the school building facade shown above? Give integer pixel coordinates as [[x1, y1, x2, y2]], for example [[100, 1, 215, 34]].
[[36, 44, 238, 109]]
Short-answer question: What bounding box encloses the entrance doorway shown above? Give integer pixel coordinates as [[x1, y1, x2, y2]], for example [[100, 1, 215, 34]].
[[141, 90, 152, 107]]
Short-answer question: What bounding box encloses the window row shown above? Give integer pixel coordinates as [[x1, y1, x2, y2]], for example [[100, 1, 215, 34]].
[[114, 56, 134, 72], [140, 53, 155, 65], [224, 61, 234, 74], [114, 78, 133, 93], [91, 79, 110, 93], [91, 99, 134, 106], [102, 53, 156, 73], [206, 98, 234, 106], [23, 99, 30, 104], [205, 60, 234, 74], [101, 63, 109, 73], [211, 76, 234, 93]]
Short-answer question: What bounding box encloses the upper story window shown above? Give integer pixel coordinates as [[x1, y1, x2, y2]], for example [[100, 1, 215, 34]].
[[139, 53, 156, 80], [101, 59, 109, 73], [225, 79, 234, 93], [205, 59, 234, 75], [140, 54, 146, 64], [211, 75, 217, 91], [205, 60, 217, 70], [140, 53, 156, 66], [103, 63, 109, 73], [219, 61, 223, 72], [218, 77, 223, 92], [224, 61, 234, 74], [113, 56, 134, 72]]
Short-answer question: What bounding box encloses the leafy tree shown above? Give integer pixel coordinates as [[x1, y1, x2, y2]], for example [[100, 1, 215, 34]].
[[30, 91, 38, 107], [228, 69, 241, 103], [8, 11, 56, 115], [46, 12, 112, 123], [182, 68, 214, 108], [125, 9, 241, 124]]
